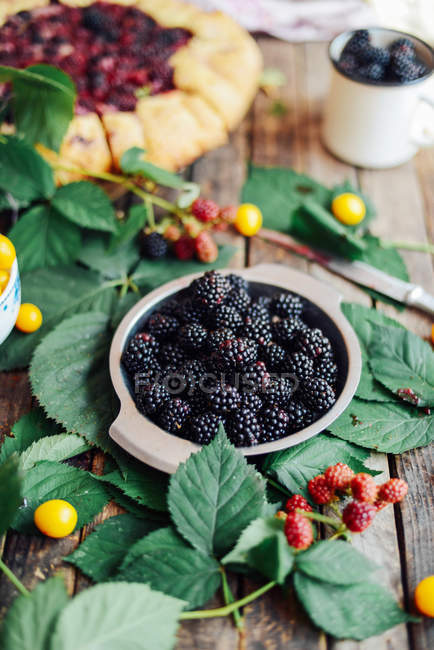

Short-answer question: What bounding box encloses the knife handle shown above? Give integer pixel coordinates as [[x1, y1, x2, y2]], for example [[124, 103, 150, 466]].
[[405, 286, 434, 317]]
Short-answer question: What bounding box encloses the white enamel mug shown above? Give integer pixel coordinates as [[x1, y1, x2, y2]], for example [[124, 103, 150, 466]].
[[0, 259, 20, 345], [322, 28, 434, 169]]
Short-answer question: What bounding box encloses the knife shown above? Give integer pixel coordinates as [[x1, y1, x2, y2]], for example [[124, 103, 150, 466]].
[[259, 228, 434, 317]]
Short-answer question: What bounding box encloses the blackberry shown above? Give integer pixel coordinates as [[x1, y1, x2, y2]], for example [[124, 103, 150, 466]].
[[226, 409, 261, 447], [147, 313, 179, 340], [260, 343, 287, 371], [189, 388, 208, 415], [357, 63, 385, 82], [134, 358, 162, 392], [175, 299, 207, 325], [259, 407, 290, 442], [122, 335, 157, 375], [287, 352, 314, 382], [190, 270, 231, 308], [256, 296, 272, 309], [272, 317, 306, 348], [158, 343, 186, 368], [342, 29, 370, 57], [210, 305, 243, 331], [270, 292, 303, 319], [241, 320, 272, 346], [242, 361, 271, 393], [239, 392, 263, 412], [217, 337, 258, 371], [287, 400, 315, 432], [141, 232, 168, 258], [208, 384, 240, 414], [179, 359, 207, 395], [314, 355, 338, 386], [293, 328, 332, 359], [244, 303, 270, 325], [188, 412, 224, 445], [338, 54, 358, 76], [158, 398, 191, 433], [264, 377, 294, 407], [177, 323, 208, 352], [137, 383, 170, 415], [389, 38, 415, 58], [390, 52, 427, 81], [301, 377, 336, 412], [225, 288, 251, 313], [360, 45, 390, 67], [227, 273, 248, 292], [207, 328, 235, 352]]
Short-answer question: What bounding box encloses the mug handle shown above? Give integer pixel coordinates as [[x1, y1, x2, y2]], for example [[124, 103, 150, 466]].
[[411, 95, 434, 149]]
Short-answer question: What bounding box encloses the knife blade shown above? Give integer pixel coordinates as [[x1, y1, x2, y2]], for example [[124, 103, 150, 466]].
[[259, 229, 434, 317]]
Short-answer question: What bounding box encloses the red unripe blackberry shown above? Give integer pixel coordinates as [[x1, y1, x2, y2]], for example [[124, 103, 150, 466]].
[[325, 463, 355, 490], [174, 235, 195, 260], [195, 231, 218, 263], [308, 475, 334, 504], [284, 512, 313, 550], [219, 205, 237, 224], [191, 198, 220, 223], [343, 500, 376, 532], [350, 473, 378, 503], [377, 478, 408, 504], [285, 494, 312, 514]]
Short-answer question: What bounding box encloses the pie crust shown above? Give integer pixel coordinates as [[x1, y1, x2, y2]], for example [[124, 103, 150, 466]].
[[1, 0, 262, 175]]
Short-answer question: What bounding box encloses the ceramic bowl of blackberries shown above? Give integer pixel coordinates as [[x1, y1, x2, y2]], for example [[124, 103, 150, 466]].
[[333, 28, 433, 84], [109, 264, 361, 473]]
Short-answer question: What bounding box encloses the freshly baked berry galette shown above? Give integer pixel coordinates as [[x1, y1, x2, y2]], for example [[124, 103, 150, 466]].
[[0, 1, 262, 173]]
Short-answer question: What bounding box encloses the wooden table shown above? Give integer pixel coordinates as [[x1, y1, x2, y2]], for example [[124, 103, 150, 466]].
[[1, 39, 433, 649]]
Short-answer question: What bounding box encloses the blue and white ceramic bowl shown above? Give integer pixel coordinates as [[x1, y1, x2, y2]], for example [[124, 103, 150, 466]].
[[0, 259, 21, 344]]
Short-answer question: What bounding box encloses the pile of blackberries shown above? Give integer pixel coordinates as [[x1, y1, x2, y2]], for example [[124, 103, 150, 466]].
[[337, 30, 430, 83], [122, 270, 338, 447]]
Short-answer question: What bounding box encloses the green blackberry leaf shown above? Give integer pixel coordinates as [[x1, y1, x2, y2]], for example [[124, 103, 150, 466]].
[[0, 455, 23, 536], [29, 312, 117, 451], [262, 433, 379, 500], [0, 135, 55, 201], [19, 433, 90, 471], [12, 460, 109, 533], [247, 532, 294, 584], [52, 182, 118, 233], [50, 583, 185, 650], [66, 514, 157, 583], [368, 325, 434, 407], [296, 540, 377, 585], [327, 397, 433, 453], [223, 516, 284, 566], [109, 203, 149, 249], [357, 235, 409, 309], [110, 291, 142, 330], [0, 577, 68, 650], [8, 205, 81, 273], [106, 485, 170, 523], [0, 408, 63, 464], [294, 573, 417, 640], [0, 267, 116, 370], [121, 147, 186, 189], [78, 232, 140, 280], [117, 527, 220, 609], [168, 428, 266, 556], [131, 244, 236, 290]]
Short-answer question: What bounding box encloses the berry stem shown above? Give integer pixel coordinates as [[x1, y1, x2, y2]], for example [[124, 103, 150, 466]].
[[220, 566, 244, 631], [145, 197, 155, 229], [0, 558, 30, 597], [329, 502, 342, 519], [179, 581, 276, 620], [379, 239, 434, 255], [328, 525, 351, 542], [296, 509, 341, 529]]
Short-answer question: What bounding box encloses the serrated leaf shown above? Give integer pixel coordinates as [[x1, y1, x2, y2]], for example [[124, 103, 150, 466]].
[[50, 582, 185, 650], [106, 484, 170, 523], [294, 572, 416, 640], [29, 312, 116, 451], [168, 429, 266, 556], [357, 235, 409, 309], [0, 135, 55, 201], [0, 266, 117, 371], [110, 291, 142, 330], [110, 203, 149, 249], [296, 540, 377, 585], [131, 244, 237, 290], [262, 433, 379, 500], [12, 460, 109, 533], [0, 577, 69, 650], [368, 325, 434, 407], [52, 182, 118, 233], [78, 231, 140, 280], [247, 532, 294, 584], [223, 516, 285, 565], [0, 455, 23, 535], [121, 147, 185, 189], [66, 514, 157, 582], [12, 64, 75, 152], [0, 408, 63, 464], [117, 527, 221, 609], [8, 205, 81, 273], [20, 434, 90, 471], [328, 397, 433, 453]]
